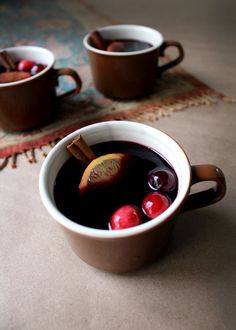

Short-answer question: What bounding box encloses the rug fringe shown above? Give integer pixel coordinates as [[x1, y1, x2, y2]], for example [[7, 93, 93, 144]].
[[39, 145, 48, 158], [0, 140, 62, 170], [11, 154, 17, 169], [0, 157, 9, 170], [109, 87, 233, 124], [24, 149, 36, 164]]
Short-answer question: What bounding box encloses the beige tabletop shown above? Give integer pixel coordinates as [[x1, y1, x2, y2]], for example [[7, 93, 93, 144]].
[[1, 0, 236, 329]]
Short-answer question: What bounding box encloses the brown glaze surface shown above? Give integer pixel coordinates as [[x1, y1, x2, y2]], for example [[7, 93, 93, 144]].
[[182, 164, 226, 211], [62, 217, 176, 273], [0, 67, 81, 132], [158, 40, 185, 74], [87, 49, 158, 99]]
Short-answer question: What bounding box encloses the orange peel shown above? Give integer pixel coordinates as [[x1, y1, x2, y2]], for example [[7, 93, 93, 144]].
[[79, 153, 129, 192]]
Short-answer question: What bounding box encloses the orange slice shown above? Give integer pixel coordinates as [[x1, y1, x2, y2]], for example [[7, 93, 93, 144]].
[[0, 71, 31, 83], [79, 153, 133, 194]]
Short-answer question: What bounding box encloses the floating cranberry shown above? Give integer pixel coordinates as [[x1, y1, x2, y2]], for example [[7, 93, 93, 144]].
[[17, 59, 35, 72], [31, 64, 46, 75], [148, 167, 177, 192], [109, 204, 142, 230], [142, 192, 170, 219]]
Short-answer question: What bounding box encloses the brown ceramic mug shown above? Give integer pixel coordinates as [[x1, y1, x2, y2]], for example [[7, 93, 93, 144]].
[[0, 46, 82, 132], [83, 24, 184, 99], [39, 121, 226, 273]]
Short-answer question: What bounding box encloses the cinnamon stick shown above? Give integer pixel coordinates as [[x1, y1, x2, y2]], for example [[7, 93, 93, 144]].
[[0, 50, 16, 71], [89, 30, 107, 50], [67, 135, 96, 165]]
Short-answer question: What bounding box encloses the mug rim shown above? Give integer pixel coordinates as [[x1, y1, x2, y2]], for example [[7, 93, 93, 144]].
[[0, 45, 55, 87], [39, 121, 191, 239], [83, 24, 164, 57]]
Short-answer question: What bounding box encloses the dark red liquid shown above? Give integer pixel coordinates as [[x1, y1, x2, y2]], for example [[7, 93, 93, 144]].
[[53, 141, 178, 230], [107, 39, 152, 52], [92, 38, 153, 52]]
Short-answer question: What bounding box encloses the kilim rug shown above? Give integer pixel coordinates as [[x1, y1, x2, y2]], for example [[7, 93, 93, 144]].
[[0, 0, 234, 170]]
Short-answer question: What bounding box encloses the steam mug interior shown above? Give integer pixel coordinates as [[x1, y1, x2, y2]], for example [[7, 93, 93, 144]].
[[39, 121, 226, 273], [0, 46, 82, 132], [83, 24, 184, 99]]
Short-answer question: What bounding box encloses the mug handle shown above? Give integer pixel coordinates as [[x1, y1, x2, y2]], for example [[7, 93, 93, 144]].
[[55, 68, 82, 100], [158, 40, 185, 75], [182, 164, 226, 212]]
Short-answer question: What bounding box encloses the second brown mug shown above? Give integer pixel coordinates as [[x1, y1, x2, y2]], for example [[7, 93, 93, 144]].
[[83, 24, 184, 99]]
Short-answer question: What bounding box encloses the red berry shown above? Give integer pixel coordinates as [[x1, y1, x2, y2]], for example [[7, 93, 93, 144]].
[[142, 192, 170, 219], [148, 167, 177, 192], [109, 204, 142, 230], [31, 64, 46, 75], [17, 59, 35, 72]]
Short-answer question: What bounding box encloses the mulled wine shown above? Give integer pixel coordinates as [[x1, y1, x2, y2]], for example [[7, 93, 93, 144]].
[[53, 141, 178, 230]]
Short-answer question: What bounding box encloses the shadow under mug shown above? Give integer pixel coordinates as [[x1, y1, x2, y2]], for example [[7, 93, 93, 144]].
[[0, 46, 82, 132], [83, 24, 184, 99], [39, 121, 226, 273]]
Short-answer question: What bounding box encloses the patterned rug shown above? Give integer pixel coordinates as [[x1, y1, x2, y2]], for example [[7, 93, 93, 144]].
[[0, 0, 234, 170]]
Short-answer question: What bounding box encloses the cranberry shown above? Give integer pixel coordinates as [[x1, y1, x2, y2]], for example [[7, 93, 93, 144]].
[[109, 204, 142, 230], [17, 59, 35, 72], [148, 167, 177, 192], [31, 64, 46, 75], [142, 192, 170, 219]]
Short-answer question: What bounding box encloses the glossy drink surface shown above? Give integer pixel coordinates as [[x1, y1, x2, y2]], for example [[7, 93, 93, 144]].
[[101, 39, 153, 52], [53, 141, 178, 229]]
